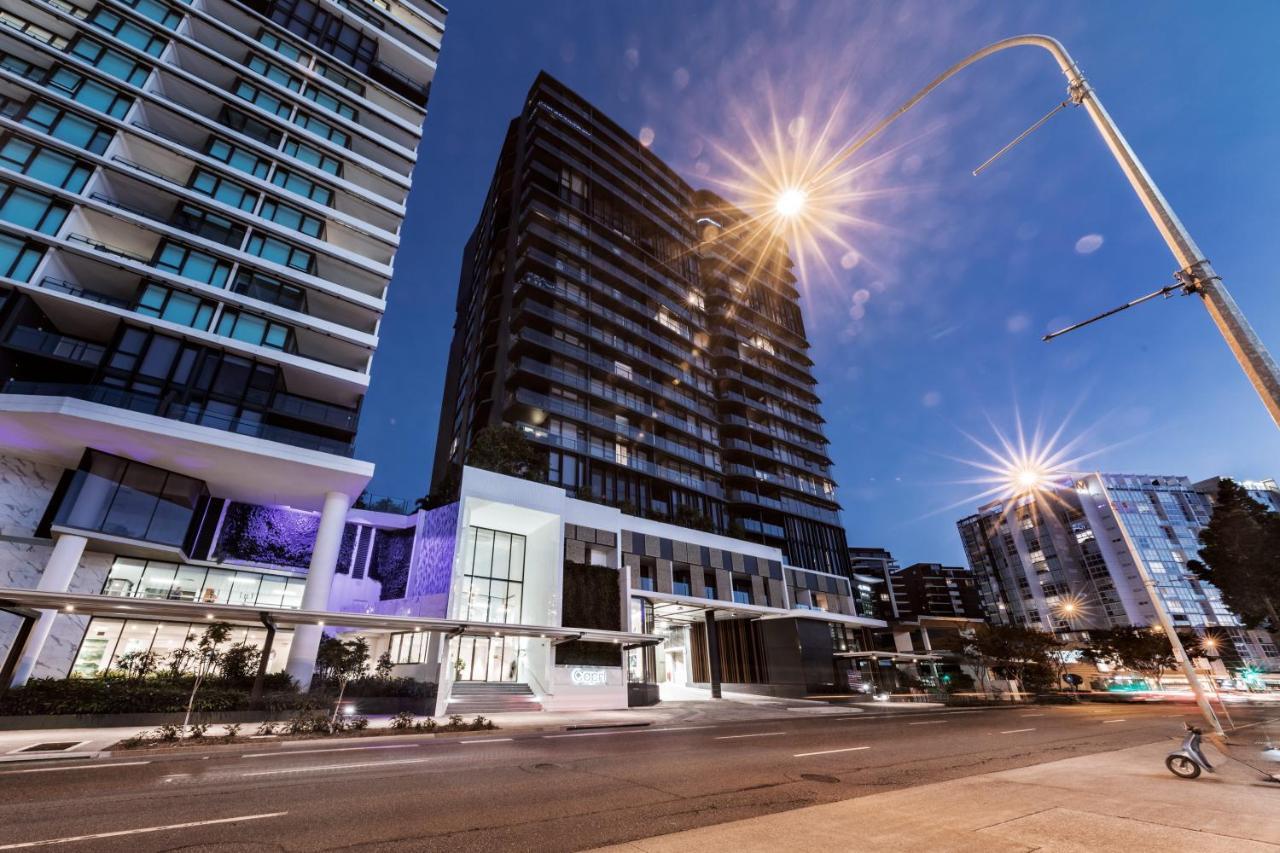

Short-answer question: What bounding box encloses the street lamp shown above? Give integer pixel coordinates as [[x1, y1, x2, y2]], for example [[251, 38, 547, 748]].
[[791, 35, 1280, 428]]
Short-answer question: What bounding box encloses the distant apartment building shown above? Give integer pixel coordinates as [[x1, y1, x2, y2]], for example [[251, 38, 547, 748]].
[[891, 562, 984, 622], [0, 0, 445, 686], [431, 72, 850, 578], [1194, 476, 1280, 514], [957, 473, 1280, 671]]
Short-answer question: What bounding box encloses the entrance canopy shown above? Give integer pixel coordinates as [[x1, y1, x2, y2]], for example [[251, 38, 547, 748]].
[[835, 651, 940, 663], [0, 588, 662, 647], [636, 589, 884, 629]]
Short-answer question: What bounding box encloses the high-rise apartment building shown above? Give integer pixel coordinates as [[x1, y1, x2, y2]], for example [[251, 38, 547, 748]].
[[957, 473, 1280, 671], [848, 545, 898, 619], [432, 73, 850, 577], [0, 0, 444, 685], [890, 562, 984, 622]]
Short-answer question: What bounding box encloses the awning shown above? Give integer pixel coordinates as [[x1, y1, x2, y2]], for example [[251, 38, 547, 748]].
[[635, 589, 885, 629], [835, 651, 940, 662], [0, 588, 662, 648]]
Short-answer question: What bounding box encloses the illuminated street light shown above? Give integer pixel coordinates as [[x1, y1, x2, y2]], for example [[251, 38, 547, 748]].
[[774, 187, 807, 218], [806, 35, 1280, 429]]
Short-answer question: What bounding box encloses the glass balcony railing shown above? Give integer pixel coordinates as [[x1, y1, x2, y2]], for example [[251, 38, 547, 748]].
[[2, 381, 355, 456], [3, 326, 105, 366]]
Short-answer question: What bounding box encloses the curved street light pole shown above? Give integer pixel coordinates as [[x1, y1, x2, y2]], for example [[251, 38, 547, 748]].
[[818, 34, 1280, 429]]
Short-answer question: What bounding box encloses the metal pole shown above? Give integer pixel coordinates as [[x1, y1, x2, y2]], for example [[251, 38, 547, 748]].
[[1093, 474, 1223, 735], [819, 35, 1280, 428]]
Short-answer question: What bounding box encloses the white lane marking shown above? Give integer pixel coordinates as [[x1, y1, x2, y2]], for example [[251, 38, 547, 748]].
[[241, 758, 432, 777], [793, 746, 871, 758], [543, 725, 715, 739], [242, 744, 421, 759], [1000, 728, 1036, 734], [0, 812, 287, 849], [908, 720, 948, 726], [460, 738, 513, 744], [1102, 719, 1128, 724], [0, 761, 150, 776], [1020, 713, 1045, 718], [544, 731, 637, 739], [647, 726, 717, 733], [715, 732, 786, 740], [160, 774, 191, 782]]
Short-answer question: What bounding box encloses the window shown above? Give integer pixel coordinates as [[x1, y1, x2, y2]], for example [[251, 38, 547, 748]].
[[70, 617, 294, 678], [292, 111, 349, 148], [282, 138, 342, 176], [703, 571, 717, 600], [20, 101, 114, 155], [316, 61, 364, 96], [44, 68, 134, 118], [233, 79, 291, 119], [0, 136, 93, 192], [51, 449, 208, 547], [256, 29, 308, 64], [673, 566, 691, 597], [0, 180, 70, 235], [154, 240, 232, 287], [460, 526, 527, 623], [270, 166, 334, 206], [230, 268, 306, 312], [187, 167, 258, 212], [68, 39, 152, 85], [245, 231, 314, 273], [135, 281, 215, 329], [215, 307, 292, 350], [0, 10, 69, 49], [388, 631, 429, 664], [301, 85, 357, 120], [87, 8, 169, 56], [116, 0, 183, 30], [0, 231, 43, 281], [170, 203, 247, 248], [259, 198, 323, 238], [247, 55, 302, 92], [204, 138, 271, 180], [219, 107, 283, 148], [0, 50, 39, 81], [268, 0, 376, 74]]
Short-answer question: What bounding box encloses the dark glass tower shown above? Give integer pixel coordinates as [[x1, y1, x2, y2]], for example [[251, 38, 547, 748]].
[[433, 72, 850, 576]]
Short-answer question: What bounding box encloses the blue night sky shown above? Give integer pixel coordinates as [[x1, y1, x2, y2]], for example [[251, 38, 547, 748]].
[[355, 1, 1280, 567]]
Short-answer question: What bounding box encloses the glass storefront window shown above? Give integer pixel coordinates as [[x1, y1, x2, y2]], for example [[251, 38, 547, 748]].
[[70, 618, 295, 677], [100, 557, 306, 609], [458, 526, 527, 626]]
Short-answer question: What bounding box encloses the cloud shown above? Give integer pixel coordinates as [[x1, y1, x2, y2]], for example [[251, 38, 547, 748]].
[[1005, 313, 1030, 333], [922, 391, 942, 408], [1074, 233, 1104, 254]]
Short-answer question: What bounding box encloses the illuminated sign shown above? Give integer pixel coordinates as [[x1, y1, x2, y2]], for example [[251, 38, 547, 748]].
[[570, 667, 608, 687]]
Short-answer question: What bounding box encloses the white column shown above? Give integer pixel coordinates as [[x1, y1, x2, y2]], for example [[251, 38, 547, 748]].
[[285, 491, 350, 688], [10, 533, 88, 687]]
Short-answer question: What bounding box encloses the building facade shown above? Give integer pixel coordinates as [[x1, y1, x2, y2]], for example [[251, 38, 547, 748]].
[[2, 466, 886, 710], [957, 473, 1280, 672], [430, 72, 851, 579], [0, 0, 444, 686], [890, 562, 984, 622]]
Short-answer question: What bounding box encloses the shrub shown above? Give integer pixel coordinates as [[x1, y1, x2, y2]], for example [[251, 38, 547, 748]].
[[287, 711, 332, 735], [413, 717, 437, 733], [389, 710, 416, 730], [119, 732, 149, 749], [155, 724, 182, 742], [187, 722, 209, 739], [470, 716, 494, 731], [256, 721, 278, 736], [349, 715, 369, 731], [225, 723, 243, 738], [447, 714, 464, 728]]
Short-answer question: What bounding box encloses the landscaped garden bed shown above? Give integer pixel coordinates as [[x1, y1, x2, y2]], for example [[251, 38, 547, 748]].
[[111, 711, 497, 750]]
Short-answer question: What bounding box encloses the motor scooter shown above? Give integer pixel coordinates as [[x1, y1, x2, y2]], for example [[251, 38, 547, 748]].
[[1165, 722, 1214, 779]]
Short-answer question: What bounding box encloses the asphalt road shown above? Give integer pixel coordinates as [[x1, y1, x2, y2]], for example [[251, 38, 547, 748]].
[[0, 703, 1274, 852]]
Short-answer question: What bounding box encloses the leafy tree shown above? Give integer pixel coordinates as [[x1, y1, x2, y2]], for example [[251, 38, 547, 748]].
[[182, 622, 232, 730], [958, 624, 1064, 695], [464, 425, 544, 482], [671, 504, 714, 533], [219, 642, 262, 684], [113, 650, 158, 681], [417, 467, 461, 511], [375, 650, 394, 680], [1187, 478, 1280, 631], [1079, 626, 1199, 689], [316, 635, 370, 724]]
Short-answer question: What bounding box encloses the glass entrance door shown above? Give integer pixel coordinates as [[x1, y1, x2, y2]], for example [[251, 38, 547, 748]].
[[455, 636, 522, 682]]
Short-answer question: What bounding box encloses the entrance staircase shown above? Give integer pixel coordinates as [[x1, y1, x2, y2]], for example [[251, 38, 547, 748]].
[[447, 682, 542, 715]]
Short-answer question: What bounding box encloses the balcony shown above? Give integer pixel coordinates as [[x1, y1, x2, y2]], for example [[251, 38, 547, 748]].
[[48, 456, 207, 549], [3, 381, 355, 456], [2, 325, 105, 366]]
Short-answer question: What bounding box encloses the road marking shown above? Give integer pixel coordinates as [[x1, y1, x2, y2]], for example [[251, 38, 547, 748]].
[[1000, 728, 1036, 734], [242, 744, 421, 759], [0, 761, 150, 776], [1021, 713, 1045, 718], [793, 746, 871, 758], [241, 758, 432, 777], [908, 720, 948, 726], [160, 774, 191, 782], [460, 738, 513, 744], [544, 725, 716, 739], [1103, 719, 1128, 724], [647, 726, 717, 733], [715, 732, 786, 740], [0, 812, 286, 849]]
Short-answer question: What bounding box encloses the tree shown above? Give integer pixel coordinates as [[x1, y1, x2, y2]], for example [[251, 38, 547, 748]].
[[113, 650, 158, 681], [671, 504, 713, 533], [375, 650, 394, 680], [1187, 478, 1280, 632], [219, 642, 262, 685], [464, 426, 544, 482], [182, 622, 232, 731], [417, 467, 461, 511], [316, 635, 370, 724], [1080, 626, 1199, 689], [964, 624, 1064, 696]]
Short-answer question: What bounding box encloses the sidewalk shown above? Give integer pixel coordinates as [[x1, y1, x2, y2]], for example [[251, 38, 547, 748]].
[[592, 740, 1280, 852], [0, 691, 872, 761]]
